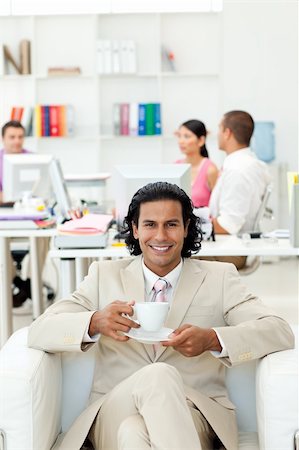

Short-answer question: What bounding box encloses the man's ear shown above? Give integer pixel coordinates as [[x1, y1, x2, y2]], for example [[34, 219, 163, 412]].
[[132, 222, 139, 239], [224, 127, 231, 140]]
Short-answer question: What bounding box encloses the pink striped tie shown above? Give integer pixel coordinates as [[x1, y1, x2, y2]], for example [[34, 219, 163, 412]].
[[152, 278, 169, 356], [153, 278, 168, 303]]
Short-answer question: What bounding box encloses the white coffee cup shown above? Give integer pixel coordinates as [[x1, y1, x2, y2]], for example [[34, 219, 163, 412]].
[[135, 302, 169, 332]]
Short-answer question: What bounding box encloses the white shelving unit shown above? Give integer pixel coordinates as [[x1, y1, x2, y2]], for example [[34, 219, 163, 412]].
[[0, 11, 222, 201]]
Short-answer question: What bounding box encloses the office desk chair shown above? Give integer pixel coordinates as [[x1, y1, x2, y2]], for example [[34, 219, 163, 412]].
[[239, 184, 273, 276], [11, 248, 31, 307], [12, 249, 55, 309]]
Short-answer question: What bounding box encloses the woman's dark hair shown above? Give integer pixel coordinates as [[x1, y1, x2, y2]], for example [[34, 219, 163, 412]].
[[123, 181, 202, 257], [181, 119, 209, 158]]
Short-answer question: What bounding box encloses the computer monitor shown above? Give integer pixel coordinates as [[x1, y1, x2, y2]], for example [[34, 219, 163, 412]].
[[3, 154, 53, 202], [113, 164, 191, 226], [49, 158, 72, 220]]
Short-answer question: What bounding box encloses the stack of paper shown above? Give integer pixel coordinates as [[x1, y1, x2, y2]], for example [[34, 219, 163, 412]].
[[57, 213, 113, 235]]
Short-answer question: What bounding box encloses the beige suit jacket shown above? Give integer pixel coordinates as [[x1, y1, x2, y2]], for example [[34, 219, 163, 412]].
[[28, 256, 294, 450]]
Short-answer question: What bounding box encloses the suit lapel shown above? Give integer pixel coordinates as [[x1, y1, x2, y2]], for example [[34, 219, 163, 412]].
[[155, 258, 207, 361], [121, 255, 144, 314], [121, 256, 155, 360]]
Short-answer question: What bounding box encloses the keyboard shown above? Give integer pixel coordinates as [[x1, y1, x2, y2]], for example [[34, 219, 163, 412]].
[[0, 208, 48, 220]]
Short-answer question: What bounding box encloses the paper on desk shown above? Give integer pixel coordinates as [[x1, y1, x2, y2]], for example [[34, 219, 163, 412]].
[[57, 213, 113, 235], [263, 229, 290, 239]]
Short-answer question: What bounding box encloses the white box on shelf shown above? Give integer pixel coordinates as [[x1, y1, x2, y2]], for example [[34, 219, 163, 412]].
[[127, 40, 137, 73], [112, 40, 120, 74], [96, 39, 104, 74], [103, 39, 112, 74], [120, 40, 129, 73]]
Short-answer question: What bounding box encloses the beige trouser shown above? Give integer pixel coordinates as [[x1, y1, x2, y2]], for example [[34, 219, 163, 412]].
[[196, 256, 247, 271], [89, 363, 216, 450], [11, 237, 50, 280]]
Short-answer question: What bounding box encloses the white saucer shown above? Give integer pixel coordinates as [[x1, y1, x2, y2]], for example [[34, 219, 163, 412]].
[[124, 327, 174, 344]]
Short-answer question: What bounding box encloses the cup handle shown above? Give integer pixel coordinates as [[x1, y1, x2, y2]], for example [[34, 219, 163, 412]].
[[122, 313, 139, 324]]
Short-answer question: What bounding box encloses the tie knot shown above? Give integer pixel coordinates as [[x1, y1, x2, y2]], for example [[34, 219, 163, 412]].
[[153, 278, 168, 293], [153, 278, 169, 303]]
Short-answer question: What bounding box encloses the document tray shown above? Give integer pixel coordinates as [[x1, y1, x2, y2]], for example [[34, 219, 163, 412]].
[[54, 233, 108, 249]]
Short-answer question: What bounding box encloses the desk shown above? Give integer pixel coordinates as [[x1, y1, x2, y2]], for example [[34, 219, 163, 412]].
[[49, 234, 299, 298], [0, 229, 56, 347], [1, 232, 298, 348]]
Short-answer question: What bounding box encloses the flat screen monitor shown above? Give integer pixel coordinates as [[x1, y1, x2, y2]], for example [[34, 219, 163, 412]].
[[113, 164, 191, 226], [49, 158, 72, 220], [3, 154, 53, 202]]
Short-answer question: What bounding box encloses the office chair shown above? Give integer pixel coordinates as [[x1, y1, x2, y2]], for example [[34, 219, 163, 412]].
[[239, 184, 273, 276], [12, 249, 55, 309], [252, 184, 273, 232], [11, 249, 31, 307]]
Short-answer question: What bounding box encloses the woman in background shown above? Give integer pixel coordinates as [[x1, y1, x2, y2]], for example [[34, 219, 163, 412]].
[[176, 119, 218, 207]]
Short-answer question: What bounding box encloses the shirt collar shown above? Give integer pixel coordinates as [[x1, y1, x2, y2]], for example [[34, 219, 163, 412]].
[[223, 147, 252, 167], [142, 258, 183, 295]]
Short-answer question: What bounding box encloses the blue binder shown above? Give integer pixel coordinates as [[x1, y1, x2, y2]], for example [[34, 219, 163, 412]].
[[138, 104, 146, 136]]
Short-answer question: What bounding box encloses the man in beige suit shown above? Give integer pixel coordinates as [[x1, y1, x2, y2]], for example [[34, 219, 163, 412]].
[[28, 182, 294, 450]]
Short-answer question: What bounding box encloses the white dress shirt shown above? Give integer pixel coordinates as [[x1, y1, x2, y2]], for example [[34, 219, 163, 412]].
[[142, 258, 182, 304], [142, 259, 227, 357], [209, 147, 271, 234]]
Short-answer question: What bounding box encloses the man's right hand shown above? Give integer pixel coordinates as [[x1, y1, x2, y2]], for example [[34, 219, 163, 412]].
[[88, 300, 139, 341]]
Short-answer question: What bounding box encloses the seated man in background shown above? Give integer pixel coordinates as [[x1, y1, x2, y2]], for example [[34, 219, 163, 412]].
[[0, 120, 30, 202], [0, 120, 51, 309], [209, 110, 271, 269], [28, 181, 293, 450]]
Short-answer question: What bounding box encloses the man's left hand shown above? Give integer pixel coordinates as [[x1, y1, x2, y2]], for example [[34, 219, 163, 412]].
[[162, 324, 222, 357]]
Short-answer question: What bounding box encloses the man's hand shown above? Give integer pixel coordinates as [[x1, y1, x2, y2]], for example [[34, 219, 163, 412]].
[[88, 300, 139, 342], [162, 324, 222, 357]]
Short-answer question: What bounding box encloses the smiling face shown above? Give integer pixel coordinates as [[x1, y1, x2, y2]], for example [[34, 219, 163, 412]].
[[132, 199, 189, 276]]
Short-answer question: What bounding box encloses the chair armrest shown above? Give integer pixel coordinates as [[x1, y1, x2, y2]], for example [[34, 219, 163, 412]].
[[0, 327, 62, 450], [256, 346, 298, 450]]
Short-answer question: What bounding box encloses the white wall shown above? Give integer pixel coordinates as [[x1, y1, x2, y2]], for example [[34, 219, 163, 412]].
[[220, 0, 298, 226], [0, 3, 297, 227]]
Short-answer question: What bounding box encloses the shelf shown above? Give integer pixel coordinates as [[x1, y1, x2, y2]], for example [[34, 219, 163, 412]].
[[98, 72, 157, 78], [36, 74, 95, 80], [0, 74, 34, 80], [25, 135, 99, 142], [25, 134, 176, 141], [0, 11, 221, 185], [160, 72, 218, 77], [97, 72, 219, 79], [0, 74, 96, 81], [100, 134, 162, 140]]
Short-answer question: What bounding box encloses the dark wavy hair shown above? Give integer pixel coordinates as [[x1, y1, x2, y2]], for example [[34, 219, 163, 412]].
[[123, 182, 202, 257], [181, 119, 209, 158]]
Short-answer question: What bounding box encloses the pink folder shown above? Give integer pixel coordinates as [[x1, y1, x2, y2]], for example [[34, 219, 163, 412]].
[[57, 214, 113, 235]]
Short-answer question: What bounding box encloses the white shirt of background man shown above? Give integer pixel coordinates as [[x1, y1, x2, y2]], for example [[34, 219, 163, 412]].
[[209, 147, 271, 234]]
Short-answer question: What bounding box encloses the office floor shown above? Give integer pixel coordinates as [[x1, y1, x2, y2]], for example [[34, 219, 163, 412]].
[[13, 256, 299, 332]]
